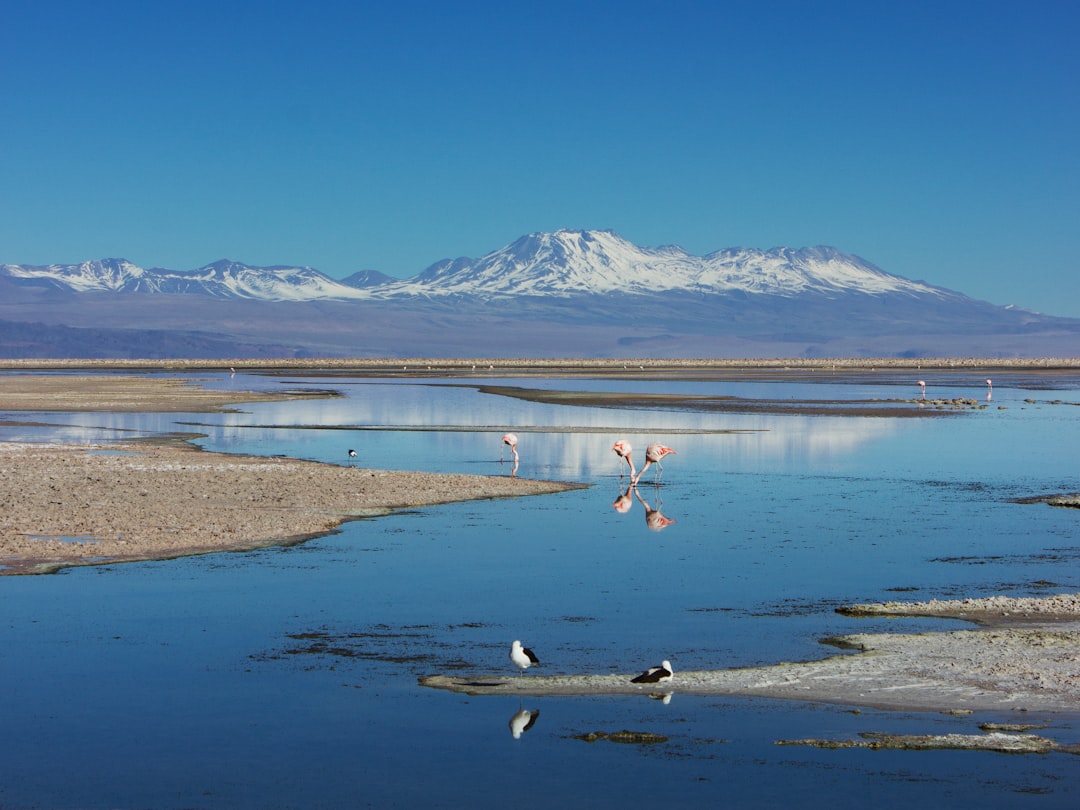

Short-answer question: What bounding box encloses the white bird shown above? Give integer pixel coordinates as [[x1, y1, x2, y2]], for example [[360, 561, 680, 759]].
[[633, 443, 676, 485], [631, 659, 673, 684], [917, 380, 926, 398], [509, 708, 540, 739], [510, 640, 539, 674], [347, 448, 357, 458]]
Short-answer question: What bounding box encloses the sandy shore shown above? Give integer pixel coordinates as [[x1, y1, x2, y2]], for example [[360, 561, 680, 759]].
[[0, 374, 581, 574], [0, 373, 340, 412], [422, 594, 1080, 714], [0, 441, 580, 575]]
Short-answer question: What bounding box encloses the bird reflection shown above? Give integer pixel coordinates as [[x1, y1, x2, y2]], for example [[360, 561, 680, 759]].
[[648, 692, 673, 704], [635, 487, 676, 530], [509, 707, 541, 739], [611, 484, 675, 529]]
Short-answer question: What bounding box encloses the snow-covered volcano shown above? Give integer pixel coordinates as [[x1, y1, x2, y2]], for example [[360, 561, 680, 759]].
[[3, 229, 1076, 359], [393, 229, 951, 299], [2, 229, 954, 302]]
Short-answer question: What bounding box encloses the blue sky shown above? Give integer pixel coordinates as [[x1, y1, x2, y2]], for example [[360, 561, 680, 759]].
[[2, 1, 1078, 316]]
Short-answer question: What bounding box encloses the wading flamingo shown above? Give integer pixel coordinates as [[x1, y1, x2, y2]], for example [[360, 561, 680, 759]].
[[634, 443, 676, 485], [501, 433, 518, 462], [917, 380, 926, 398], [612, 439, 635, 480]]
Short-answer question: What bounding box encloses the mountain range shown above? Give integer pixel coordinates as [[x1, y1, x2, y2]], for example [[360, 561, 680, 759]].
[[2, 229, 1077, 359]]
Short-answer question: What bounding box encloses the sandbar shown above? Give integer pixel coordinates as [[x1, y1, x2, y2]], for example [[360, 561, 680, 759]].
[[421, 594, 1080, 714], [0, 373, 581, 574]]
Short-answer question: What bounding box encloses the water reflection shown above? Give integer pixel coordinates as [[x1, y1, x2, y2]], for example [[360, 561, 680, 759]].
[[508, 707, 540, 739], [199, 382, 915, 478], [611, 483, 676, 530], [636, 486, 676, 531]]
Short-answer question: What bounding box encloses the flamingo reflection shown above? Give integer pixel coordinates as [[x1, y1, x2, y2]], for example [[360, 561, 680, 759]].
[[634, 486, 675, 530], [612, 484, 634, 514]]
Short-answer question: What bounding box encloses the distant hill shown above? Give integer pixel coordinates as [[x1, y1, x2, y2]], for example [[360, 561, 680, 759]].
[[2, 230, 1078, 358]]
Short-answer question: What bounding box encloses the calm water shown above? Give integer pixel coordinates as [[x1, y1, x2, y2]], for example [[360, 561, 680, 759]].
[[2, 370, 1079, 808]]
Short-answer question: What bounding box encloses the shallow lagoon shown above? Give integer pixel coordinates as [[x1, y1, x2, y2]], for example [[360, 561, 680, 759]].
[[2, 370, 1079, 808]]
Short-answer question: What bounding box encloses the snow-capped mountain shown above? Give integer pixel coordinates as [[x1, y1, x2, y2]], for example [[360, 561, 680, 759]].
[[0, 229, 956, 302], [4, 229, 1077, 360], [395, 230, 951, 299], [0, 258, 368, 301]]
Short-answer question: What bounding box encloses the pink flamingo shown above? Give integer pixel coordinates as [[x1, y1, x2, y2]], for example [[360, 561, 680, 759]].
[[501, 433, 519, 477], [633, 443, 676, 485], [985, 378, 993, 401], [917, 380, 926, 398], [501, 433, 518, 462], [612, 439, 635, 480]]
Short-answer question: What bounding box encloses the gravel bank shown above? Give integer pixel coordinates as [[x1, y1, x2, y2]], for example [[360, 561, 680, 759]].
[[0, 441, 581, 574]]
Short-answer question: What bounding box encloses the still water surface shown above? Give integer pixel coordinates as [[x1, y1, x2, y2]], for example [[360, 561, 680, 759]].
[[2, 371, 1079, 808]]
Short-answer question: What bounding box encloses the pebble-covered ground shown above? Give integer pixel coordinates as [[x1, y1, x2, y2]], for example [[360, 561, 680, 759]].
[[0, 441, 579, 574]]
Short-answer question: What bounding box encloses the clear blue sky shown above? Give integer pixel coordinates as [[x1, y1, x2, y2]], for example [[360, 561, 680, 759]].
[[2, 1, 1077, 316]]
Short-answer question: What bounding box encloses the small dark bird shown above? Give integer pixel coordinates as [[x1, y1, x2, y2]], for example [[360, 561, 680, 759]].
[[348, 449, 357, 458]]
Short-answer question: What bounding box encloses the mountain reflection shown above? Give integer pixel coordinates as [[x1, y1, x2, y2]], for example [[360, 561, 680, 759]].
[[203, 379, 908, 477]]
